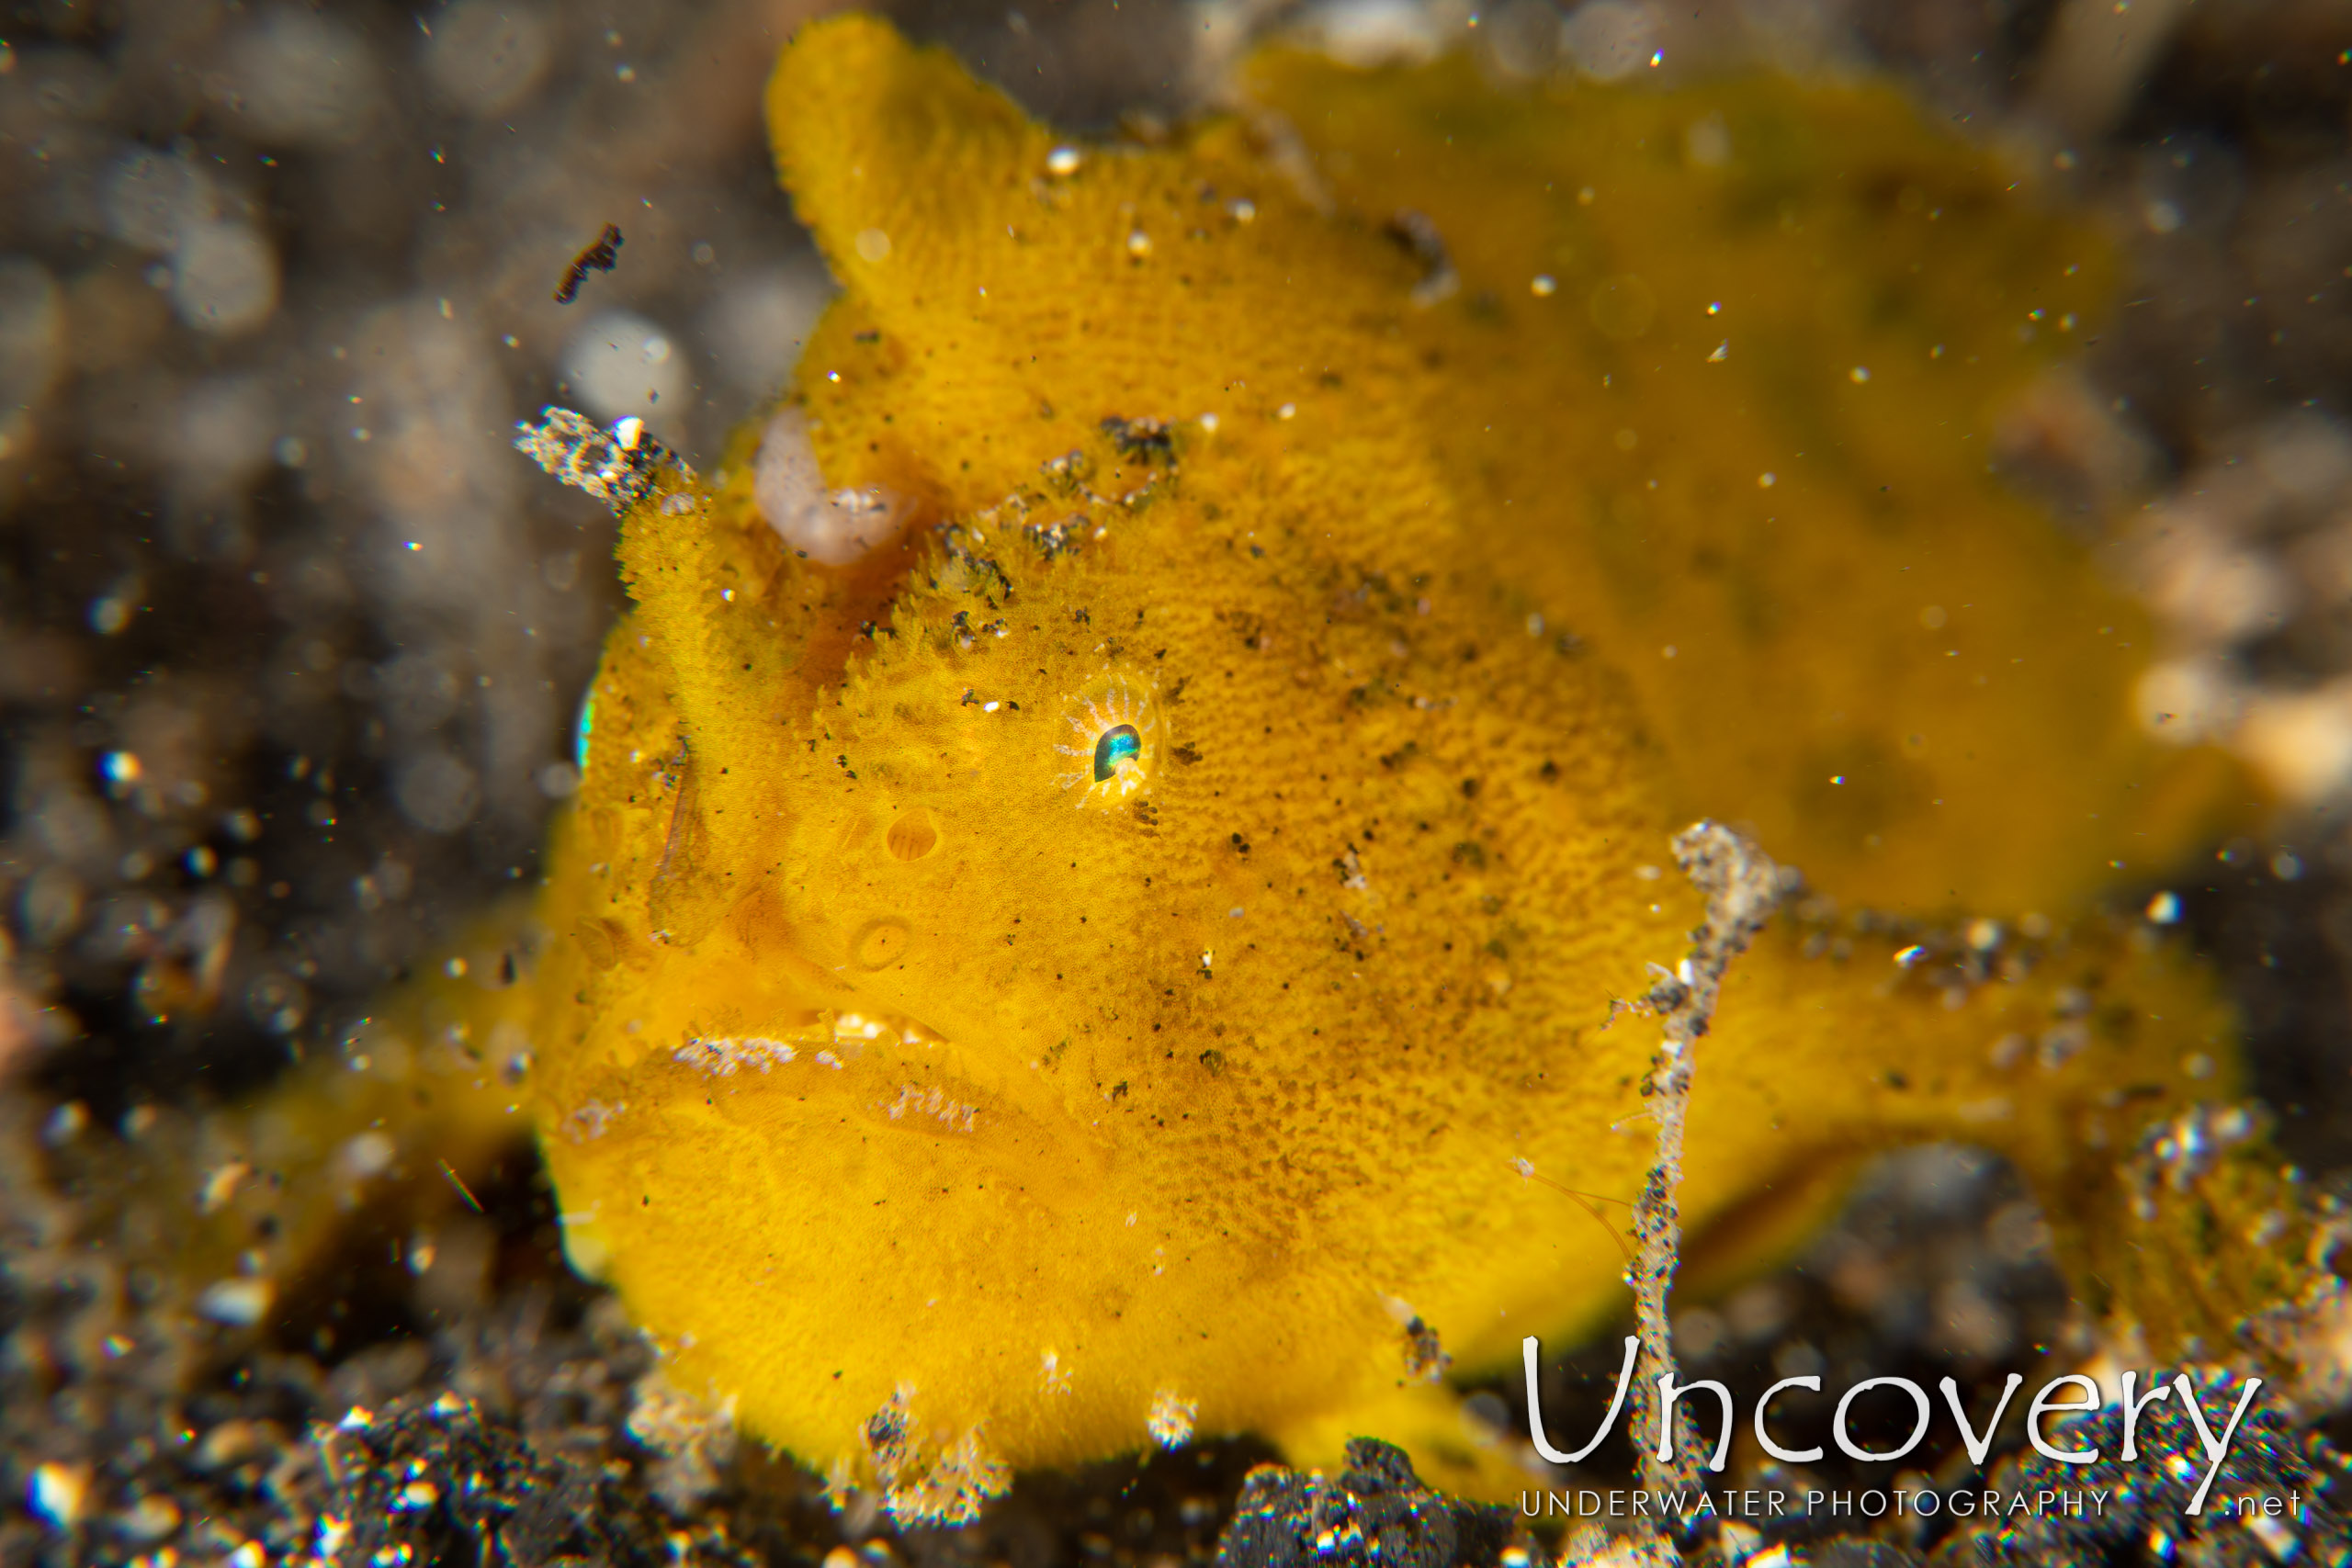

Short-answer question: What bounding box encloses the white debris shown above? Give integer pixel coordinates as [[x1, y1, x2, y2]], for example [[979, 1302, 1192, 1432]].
[[861, 1388, 1011, 1528], [1147, 1386, 1198, 1448], [628, 1368, 739, 1513]]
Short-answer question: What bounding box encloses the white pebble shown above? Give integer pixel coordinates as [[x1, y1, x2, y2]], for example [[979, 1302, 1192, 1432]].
[[102, 146, 216, 253], [1560, 0, 1660, 82], [2137, 515, 2291, 646], [425, 0, 553, 116], [2235, 682, 2352, 805], [560, 310, 687, 424], [339, 1131, 398, 1178], [171, 220, 279, 335], [174, 376, 277, 486], [218, 8, 385, 149], [2132, 657, 2241, 743], [195, 1277, 275, 1327], [394, 750, 481, 833], [28, 1462, 88, 1529]]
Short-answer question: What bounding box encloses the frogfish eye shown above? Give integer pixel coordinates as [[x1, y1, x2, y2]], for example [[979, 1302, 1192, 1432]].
[[1054, 671, 1161, 812], [1093, 724, 1142, 781]]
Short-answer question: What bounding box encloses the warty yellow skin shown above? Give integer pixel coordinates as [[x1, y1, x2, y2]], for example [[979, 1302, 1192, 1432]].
[[501, 17, 2300, 1512]]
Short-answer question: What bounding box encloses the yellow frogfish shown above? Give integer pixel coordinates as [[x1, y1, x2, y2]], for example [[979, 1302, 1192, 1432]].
[[109, 12, 2335, 1526]]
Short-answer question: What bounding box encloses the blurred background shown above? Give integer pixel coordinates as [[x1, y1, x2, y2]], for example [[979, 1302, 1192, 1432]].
[[0, 0, 2349, 1563]]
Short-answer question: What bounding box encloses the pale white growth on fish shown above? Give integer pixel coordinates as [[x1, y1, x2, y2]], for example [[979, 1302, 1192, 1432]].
[[561, 1098, 627, 1141], [883, 1082, 978, 1133], [673, 1035, 797, 1077], [752, 404, 909, 565]]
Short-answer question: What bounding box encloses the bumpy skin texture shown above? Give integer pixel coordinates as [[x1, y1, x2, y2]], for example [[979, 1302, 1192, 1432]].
[[519, 17, 2280, 1503], [1234, 51, 2247, 914]]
